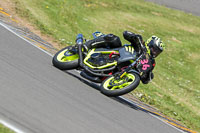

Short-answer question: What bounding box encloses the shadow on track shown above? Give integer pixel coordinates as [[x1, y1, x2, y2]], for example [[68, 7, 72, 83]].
[[62, 70, 192, 133], [65, 70, 139, 110]]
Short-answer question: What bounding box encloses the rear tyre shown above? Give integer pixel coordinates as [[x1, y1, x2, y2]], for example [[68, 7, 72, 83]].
[[52, 46, 79, 70], [100, 72, 140, 97]]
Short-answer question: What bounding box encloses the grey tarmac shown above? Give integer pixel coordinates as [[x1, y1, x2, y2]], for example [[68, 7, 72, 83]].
[[0, 24, 182, 133], [145, 0, 200, 16]]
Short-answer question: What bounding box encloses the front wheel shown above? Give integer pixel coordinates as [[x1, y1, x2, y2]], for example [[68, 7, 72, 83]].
[[52, 46, 79, 70], [100, 72, 140, 97]]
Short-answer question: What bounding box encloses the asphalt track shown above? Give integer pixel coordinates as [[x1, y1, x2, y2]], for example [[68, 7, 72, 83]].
[[2, 0, 199, 132], [0, 22, 183, 133], [145, 0, 200, 16]]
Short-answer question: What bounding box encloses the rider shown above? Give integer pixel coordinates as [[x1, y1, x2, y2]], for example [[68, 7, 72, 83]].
[[82, 31, 165, 84], [123, 31, 165, 84]]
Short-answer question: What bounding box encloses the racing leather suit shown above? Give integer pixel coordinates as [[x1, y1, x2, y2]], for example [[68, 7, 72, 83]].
[[123, 31, 155, 84]]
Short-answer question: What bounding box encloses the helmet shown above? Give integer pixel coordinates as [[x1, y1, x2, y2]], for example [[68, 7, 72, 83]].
[[146, 36, 165, 58]]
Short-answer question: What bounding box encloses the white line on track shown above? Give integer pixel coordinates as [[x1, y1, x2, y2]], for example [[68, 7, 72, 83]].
[[119, 96, 185, 132], [0, 22, 53, 57], [0, 119, 25, 133], [149, 114, 185, 133], [0, 21, 184, 133]]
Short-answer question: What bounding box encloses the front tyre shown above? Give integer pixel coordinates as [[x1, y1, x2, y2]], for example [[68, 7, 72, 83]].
[[52, 46, 79, 70], [100, 72, 140, 97]]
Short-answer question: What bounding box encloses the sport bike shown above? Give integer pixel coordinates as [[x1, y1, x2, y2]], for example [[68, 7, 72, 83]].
[[52, 32, 153, 96]]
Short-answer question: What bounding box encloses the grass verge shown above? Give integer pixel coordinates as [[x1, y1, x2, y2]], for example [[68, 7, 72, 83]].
[[0, 124, 14, 133], [5, 0, 200, 131]]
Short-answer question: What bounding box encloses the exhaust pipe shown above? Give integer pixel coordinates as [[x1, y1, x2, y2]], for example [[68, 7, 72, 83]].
[[80, 70, 102, 83]]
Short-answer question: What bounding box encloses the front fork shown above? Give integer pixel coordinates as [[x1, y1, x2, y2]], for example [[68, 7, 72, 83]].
[[76, 34, 84, 67]]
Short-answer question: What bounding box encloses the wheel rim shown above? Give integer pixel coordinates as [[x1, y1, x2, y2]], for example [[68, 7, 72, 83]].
[[57, 49, 79, 62], [103, 73, 136, 90]]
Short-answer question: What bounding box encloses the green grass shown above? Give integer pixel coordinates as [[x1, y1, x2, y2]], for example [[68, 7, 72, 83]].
[[0, 124, 14, 133], [11, 0, 200, 131]]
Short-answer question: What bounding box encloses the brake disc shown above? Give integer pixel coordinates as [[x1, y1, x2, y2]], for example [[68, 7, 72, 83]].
[[109, 77, 128, 86]]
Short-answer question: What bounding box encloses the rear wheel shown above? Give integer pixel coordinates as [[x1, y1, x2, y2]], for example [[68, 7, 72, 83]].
[[52, 46, 79, 70], [100, 72, 140, 97]]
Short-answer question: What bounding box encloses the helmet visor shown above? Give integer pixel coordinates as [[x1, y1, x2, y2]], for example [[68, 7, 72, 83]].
[[151, 46, 162, 58]]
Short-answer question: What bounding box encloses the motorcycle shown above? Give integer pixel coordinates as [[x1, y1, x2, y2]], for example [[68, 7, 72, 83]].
[[52, 32, 153, 96]]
